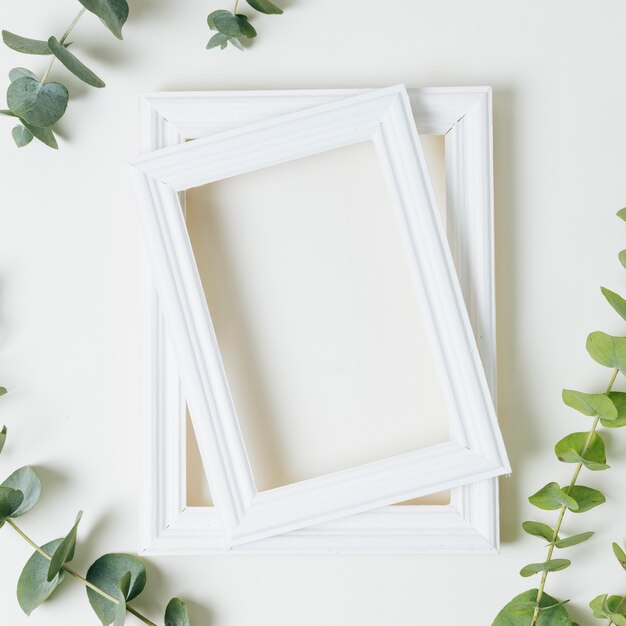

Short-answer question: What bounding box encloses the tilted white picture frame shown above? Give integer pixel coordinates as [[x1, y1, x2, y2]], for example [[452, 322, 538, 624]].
[[133, 86, 508, 554]]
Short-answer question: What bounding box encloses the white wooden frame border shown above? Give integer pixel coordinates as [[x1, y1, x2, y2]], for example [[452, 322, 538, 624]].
[[135, 86, 506, 554]]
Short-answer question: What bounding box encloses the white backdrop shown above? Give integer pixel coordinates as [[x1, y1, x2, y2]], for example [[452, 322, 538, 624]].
[[1, 1, 626, 624]]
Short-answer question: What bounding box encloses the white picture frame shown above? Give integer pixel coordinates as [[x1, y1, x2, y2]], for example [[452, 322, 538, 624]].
[[133, 86, 507, 554]]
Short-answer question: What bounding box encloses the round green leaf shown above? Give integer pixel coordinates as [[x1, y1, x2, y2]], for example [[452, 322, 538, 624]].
[[17, 539, 66, 615], [9, 67, 38, 82], [165, 598, 191, 626], [529, 482, 578, 511], [618, 208, 626, 222], [208, 10, 233, 29], [1, 466, 41, 517], [520, 559, 571, 577], [48, 37, 105, 88], [77, 0, 129, 40], [86, 554, 146, 626], [7, 77, 68, 128], [246, 0, 283, 14], [586, 331, 626, 375], [2, 30, 52, 55], [47, 511, 82, 582], [12, 124, 33, 148], [211, 11, 257, 39], [601, 391, 626, 427], [492, 589, 574, 626], [554, 431, 609, 470], [19, 119, 58, 150], [566, 485, 606, 513], [235, 15, 257, 38], [562, 389, 617, 420], [522, 521, 557, 542], [618, 250, 626, 269], [0, 486, 24, 522]]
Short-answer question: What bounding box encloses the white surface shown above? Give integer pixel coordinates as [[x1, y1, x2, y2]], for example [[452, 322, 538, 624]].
[[138, 87, 502, 555], [1, 0, 626, 624]]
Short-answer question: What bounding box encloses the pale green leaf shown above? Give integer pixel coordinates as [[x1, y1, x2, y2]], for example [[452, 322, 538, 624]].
[[618, 250, 626, 269], [602, 392, 626, 428], [602, 287, 626, 323], [17, 539, 66, 615], [12, 124, 33, 147], [86, 554, 146, 625], [48, 37, 105, 88], [0, 387, 7, 395], [165, 597, 191, 626], [554, 531, 594, 548], [207, 32, 230, 49], [20, 120, 58, 150], [209, 11, 257, 39], [1, 466, 41, 517], [48, 511, 82, 582], [9, 67, 38, 82], [520, 559, 571, 577], [78, 0, 129, 39], [492, 589, 574, 626], [567, 485, 605, 512], [0, 426, 6, 454], [7, 77, 68, 127], [229, 36, 244, 50], [562, 389, 617, 420], [246, 0, 283, 14], [614, 542, 626, 570], [2, 30, 52, 55], [0, 486, 24, 523], [586, 331, 626, 375], [618, 208, 626, 222], [529, 482, 578, 511], [554, 431, 609, 470], [522, 521, 557, 542]]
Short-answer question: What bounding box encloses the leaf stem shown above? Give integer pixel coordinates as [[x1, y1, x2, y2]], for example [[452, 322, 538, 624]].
[[5, 518, 158, 626], [41, 7, 87, 84], [234, 0, 240, 13], [530, 367, 620, 626]]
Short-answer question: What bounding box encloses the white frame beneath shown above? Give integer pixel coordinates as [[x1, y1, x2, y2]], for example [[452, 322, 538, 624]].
[[134, 86, 507, 554]]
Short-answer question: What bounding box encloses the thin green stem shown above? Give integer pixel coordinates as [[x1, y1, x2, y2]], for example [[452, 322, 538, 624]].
[[530, 367, 619, 626], [41, 7, 87, 83], [6, 519, 158, 625], [234, 0, 240, 13]]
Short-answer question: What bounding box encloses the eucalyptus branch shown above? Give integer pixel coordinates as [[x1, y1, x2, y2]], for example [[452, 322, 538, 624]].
[[1, 0, 129, 150], [207, 0, 284, 51], [0, 399, 191, 626], [493, 208, 626, 626]]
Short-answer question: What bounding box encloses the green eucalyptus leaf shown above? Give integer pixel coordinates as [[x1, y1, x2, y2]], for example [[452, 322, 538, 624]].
[[246, 0, 283, 14], [492, 589, 574, 625], [602, 392, 626, 428], [2, 30, 52, 55], [48, 37, 105, 88], [77, 0, 129, 39], [590, 594, 610, 618], [618, 250, 626, 269], [1, 466, 41, 517], [613, 542, 626, 570], [562, 389, 617, 420], [529, 482, 578, 511], [9, 67, 38, 82], [0, 425, 7, 454], [586, 331, 626, 375], [112, 573, 130, 626], [567, 485, 606, 512], [554, 531, 594, 548], [229, 36, 244, 50], [0, 386, 7, 395], [17, 539, 66, 615], [86, 554, 146, 626], [612, 613, 626, 626], [207, 32, 231, 49], [47, 511, 82, 582], [19, 119, 58, 150], [522, 521, 557, 542], [12, 124, 33, 147], [618, 208, 626, 222], [520, 559, 571, 577], [7, 77, 68, 127], [165, 597, 191, 626], [210, 11, 257, 39], [602, 287, 626, 323], [554, 431, 609, 470], [0, 486, 24, 523]]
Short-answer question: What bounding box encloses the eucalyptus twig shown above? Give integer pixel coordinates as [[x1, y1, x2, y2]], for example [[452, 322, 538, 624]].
[[530, 368, 619, 626], [1, 0, 129, 149], [493, 208, 626, 626]]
